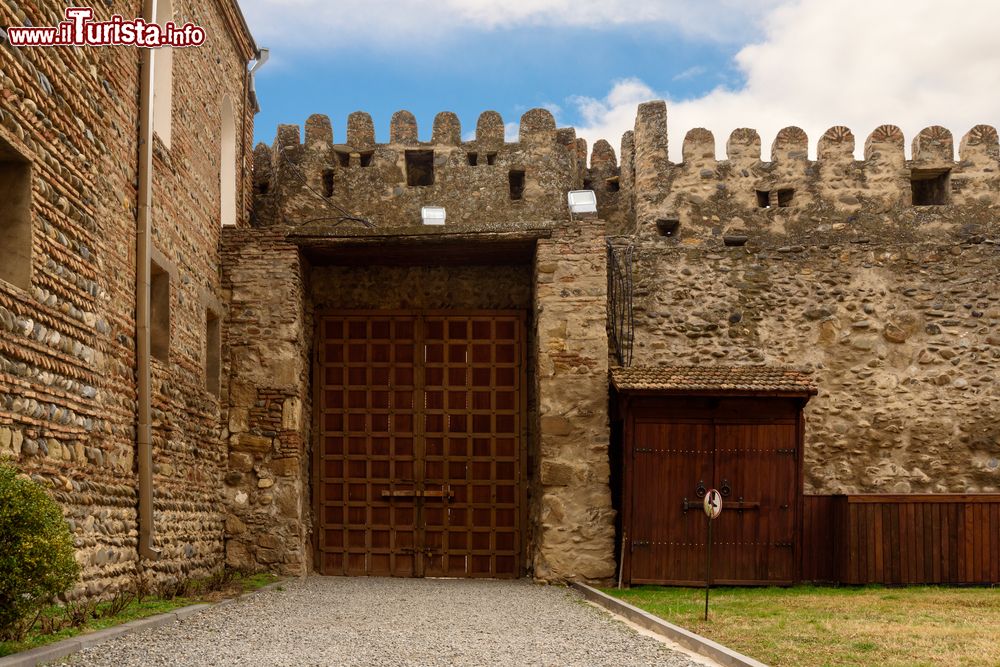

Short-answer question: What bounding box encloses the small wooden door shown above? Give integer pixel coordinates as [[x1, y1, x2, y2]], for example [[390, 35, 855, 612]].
[[630, 420, 713, 584], [314, 311, 526, 578], [713, 422, 798, 583], [624, 397, 803, 586]]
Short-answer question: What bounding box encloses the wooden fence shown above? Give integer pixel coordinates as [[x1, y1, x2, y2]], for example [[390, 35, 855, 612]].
[[803, 494, 1000, 585]]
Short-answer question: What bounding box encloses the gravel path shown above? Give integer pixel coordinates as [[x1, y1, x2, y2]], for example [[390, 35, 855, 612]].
[[63, 576, 704, 666]]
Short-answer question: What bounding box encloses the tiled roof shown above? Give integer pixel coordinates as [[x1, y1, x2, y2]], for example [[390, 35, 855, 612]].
[[610, 365, 818, 396]]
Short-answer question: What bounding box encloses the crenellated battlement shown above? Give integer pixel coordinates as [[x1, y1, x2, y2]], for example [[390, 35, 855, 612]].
[[251, 101, 1000, 243], [669, 122, 997, 164], [252, 108, 593, 230], [618, 100, 1000, 241]]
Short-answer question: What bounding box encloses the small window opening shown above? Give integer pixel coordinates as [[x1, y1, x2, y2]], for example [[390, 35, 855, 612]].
[[911, 169, 950, 206], [253, 181, 269, 196], [206, 309, 221, 397], [508, 170, 525, 200], [359, 151, 374, 168], [656, 218, 680, 237], [335, 151, 350, 168], [486, 152, 497, 165], [150, 260, 170, 363], [0, 140, 32, 291], [467, 152, 479, 166], [755, 190, 771, 208], [322, 169, 334, 197], [220, 97, 237, 227], [151, 0, 173, 148], [582, 178, 593, 190], [406, 150, 435, 187], [777, 188, 794, 207], [606, 176, 621, 193]]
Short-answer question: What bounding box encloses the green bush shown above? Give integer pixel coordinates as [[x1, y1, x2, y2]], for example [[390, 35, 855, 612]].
[[0, 464, 80, 640]]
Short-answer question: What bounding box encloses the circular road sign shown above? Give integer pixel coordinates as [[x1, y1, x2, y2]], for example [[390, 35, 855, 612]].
[[703, 489, 722, 519]]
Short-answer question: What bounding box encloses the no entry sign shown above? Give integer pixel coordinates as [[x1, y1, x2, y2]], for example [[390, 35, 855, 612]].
[[703, 489, 722, 519]]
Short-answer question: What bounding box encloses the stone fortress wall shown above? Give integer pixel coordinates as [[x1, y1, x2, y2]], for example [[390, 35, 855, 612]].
[[250, 108, 584, 229], [3, 0, 996, 588], [224, 108, 615, 579], [616, 101, 1000, 495], [227, 102, 998, 578]]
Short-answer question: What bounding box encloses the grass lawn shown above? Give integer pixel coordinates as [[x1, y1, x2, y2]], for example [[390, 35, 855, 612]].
[[0, 572, 278, 658], [605, 585, 1000, 667]]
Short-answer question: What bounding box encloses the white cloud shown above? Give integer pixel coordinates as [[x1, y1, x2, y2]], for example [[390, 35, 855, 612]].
[[239, 0, 781, 49], [569, 0, 1000, 162], [672, 66, 708, 82]]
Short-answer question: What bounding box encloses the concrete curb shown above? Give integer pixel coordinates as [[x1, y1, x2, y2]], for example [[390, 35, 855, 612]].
[[569, 582, 770, 667], [0, 581, 285, 667]]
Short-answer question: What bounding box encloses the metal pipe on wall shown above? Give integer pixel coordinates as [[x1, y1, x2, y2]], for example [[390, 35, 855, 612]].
[[136, 0, 160, 562]]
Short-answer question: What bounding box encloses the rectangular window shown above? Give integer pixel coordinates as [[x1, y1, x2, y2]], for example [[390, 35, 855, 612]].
[[777, 188, 794, 207], [0, 139, 32, 290], [508, 170, 525, 200], [322, 169, 334, 197], [150, 260, 170, 362], [206, 309, 221, 397], [911, 169, 950, 206], [755, 190, 771, 208], [467, 152, 479, 166], [405, 150, 435, 186]]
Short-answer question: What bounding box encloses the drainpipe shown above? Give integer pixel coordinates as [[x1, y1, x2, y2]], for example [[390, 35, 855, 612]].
[[136, 0, 160, 561], [239, 48, 268, 224], [248, 48, 269, 114]]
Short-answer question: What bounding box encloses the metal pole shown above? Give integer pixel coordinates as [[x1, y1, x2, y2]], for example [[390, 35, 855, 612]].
[[704, 517, 712, 621]]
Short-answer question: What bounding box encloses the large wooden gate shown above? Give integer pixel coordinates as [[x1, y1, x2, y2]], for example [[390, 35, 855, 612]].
[[614, 374, 815, 587], [314, 311, 526, 578]]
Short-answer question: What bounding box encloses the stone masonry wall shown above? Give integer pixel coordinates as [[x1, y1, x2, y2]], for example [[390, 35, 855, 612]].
[[614, 101, 1000, 495], [310, 266, 532, 311], [252, 108, 580, 229], [532, 215, 616, 581], [145, 0, 255, 586], [0, 0, 255, 597], [221, 227, 311, 575]]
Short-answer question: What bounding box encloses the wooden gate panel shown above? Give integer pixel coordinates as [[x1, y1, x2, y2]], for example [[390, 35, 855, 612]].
[[315, 311, 524, 578], [422, 315, 524, 578], [630, 420, 713, 585], [714, 423, 797, 584], [621, 395, 807, 587], [317, 315, 419, 576]]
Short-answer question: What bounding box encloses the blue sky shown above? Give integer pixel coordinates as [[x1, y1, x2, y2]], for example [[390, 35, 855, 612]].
[[242, 0, 1000, 161], [252, 25, 740, 144]]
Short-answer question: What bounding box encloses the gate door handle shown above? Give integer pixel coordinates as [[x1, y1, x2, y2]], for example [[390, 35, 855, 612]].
[[734, 497, 761, 511], [381, 486, 454, 499]]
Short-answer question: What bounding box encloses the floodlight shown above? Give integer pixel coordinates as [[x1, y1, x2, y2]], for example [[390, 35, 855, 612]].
[[567, 190, 598, 214], [421, 206, 446, 225]]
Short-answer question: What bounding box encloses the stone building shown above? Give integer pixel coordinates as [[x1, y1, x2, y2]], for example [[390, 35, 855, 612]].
[[224, 103, 999, 583], [0, 0, 259, 596], [2, 0, 998, 592]]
